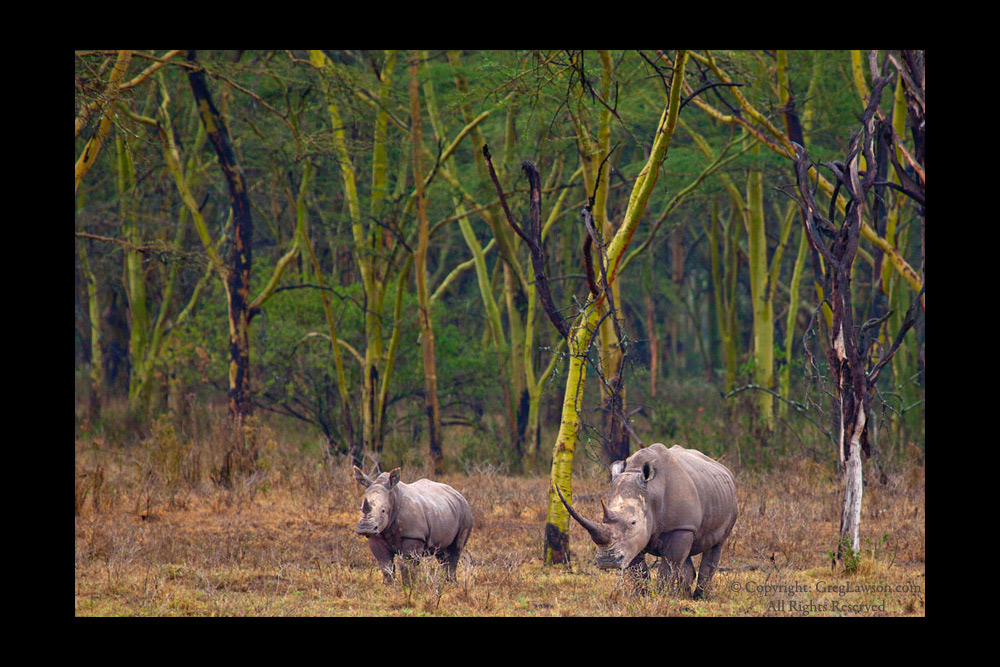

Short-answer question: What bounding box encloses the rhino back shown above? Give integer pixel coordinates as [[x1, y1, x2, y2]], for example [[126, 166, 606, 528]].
[[396, 480, 472, 550], [671, 447, 737, 549]]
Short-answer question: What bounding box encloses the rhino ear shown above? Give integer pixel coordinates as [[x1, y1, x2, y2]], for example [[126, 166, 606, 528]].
[[388, 468, 401, 488], [641, 461, 656, 484], [353, 466, 373, 488], [610, 460, 626, 481]]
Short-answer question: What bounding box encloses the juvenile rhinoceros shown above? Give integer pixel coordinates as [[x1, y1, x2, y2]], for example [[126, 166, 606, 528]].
[[556, 443, 737, 598], [352, 466, 473, 583]]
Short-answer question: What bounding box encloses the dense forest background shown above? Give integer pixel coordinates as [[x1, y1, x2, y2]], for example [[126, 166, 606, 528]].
[[75, 50, 923, 468]]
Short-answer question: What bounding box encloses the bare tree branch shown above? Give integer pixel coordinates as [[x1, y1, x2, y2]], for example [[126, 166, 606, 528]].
[[481, 145, 570, 339]]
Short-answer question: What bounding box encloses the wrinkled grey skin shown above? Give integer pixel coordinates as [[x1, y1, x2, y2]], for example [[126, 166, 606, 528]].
[[557, 443, 737, 598], [353, 466, 473, 584]]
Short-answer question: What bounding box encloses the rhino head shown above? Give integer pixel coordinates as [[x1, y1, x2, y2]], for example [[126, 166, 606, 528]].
[[353, 466, 401, 537], [556, 457, 660, 570]]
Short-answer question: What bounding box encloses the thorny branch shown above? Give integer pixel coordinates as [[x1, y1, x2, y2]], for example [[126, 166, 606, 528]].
[[866, 285, 925, 386], [790, 51, 924, 462], [75, 231, 204, 265], [724, 383, 834, 447], [482, 145, 638, 461], [680, 81, 744, 112], [481, 144, 570, 339], [581, 206, 625, 347]]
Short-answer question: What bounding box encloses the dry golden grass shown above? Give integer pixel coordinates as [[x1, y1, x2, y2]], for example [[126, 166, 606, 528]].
[[74, 416, 925, 617]]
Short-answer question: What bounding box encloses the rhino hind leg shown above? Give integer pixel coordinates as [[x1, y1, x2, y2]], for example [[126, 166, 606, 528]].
[[693, 541, 725, 599], [437, 547, 461, 582], [440, 519, 472, 582]]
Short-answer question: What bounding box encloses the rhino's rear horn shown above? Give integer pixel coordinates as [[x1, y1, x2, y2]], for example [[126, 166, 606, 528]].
[[553, 483, 611, 546], [600, 499, 623, 525]]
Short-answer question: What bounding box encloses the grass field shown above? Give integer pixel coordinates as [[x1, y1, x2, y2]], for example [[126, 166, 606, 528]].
[[74, 411, 925, 617]]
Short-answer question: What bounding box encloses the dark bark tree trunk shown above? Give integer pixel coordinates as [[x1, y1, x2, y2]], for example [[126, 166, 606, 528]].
[[600, 358, 630, 464], [186, 50, 254, 421], [543, 522, 570, 565], [646, 290, 658, 397]]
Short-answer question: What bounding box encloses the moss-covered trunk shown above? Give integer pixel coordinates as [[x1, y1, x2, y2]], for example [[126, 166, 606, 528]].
[[78, 232, 104, 420], [310, 49, 402, 462], [746, 144, 774, 434], [545, 50, 689, 564], [409, 54, 444, 473]]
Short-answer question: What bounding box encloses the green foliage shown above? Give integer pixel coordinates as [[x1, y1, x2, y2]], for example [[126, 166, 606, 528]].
[[75, 50, 923, 467], [455, 424, 516, 473], [650, 408, 680, 440], [254, 279, 367, 447], [831, 535, 862, 575]]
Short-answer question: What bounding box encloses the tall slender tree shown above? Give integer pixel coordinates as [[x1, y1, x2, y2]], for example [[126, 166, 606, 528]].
[[186, 51, 255, 419], [309, 50, 404, 463], [409, 52, 444, 473], [541, 50, 690, 564]]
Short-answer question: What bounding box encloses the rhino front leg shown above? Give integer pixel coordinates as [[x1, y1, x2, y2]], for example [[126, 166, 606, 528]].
[[656, 556, 695, 596], [693, 541, 724, 600], [398, 538, 427, 586], [621, 555, 651, 595], [652, 530, 695, 597], [682, 557, 695, 592], [399, 556, 418, 586], [367, 538, 396, 584]]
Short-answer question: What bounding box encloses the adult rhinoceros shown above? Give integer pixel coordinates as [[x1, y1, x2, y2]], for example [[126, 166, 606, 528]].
[[556, 443, 737, 598], [353, 467, 473, 584]]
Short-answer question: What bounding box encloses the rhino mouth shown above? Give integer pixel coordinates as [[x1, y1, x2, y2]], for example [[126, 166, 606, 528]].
[[355, 522, 379, 536], [595, 550, 626, 569]]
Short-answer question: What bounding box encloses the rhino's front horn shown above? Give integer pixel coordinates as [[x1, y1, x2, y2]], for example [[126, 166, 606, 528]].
[[553, 484, 611, 546]]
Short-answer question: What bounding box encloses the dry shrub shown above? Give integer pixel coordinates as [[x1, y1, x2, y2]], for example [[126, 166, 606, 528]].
[[75, 462, 105, 515], [213, 415, 278, 490]]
